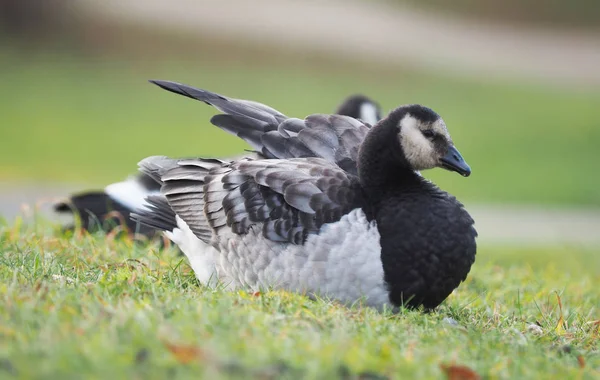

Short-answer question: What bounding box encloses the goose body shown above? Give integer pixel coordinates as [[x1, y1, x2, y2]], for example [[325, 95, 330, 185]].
[[54, 94, 381, 238], [134, 80, 477, 310]]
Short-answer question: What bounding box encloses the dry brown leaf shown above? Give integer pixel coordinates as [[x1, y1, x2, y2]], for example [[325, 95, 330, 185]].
[[163, 341, 206, 364], [440, 363, 481, 380], [577, 355, 585, 368]]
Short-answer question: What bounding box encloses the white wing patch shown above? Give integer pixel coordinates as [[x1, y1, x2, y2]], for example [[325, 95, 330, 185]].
[[104, 177, 160, 211]]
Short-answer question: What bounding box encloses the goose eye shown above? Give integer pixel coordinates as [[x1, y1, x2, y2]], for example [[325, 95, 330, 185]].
[[422, 130, 435, 139]]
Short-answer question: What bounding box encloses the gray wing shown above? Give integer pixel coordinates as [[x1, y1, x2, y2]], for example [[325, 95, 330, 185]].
[[258, 114, 369, 175], [136, 156, 226, 242], [150, 80, 370, 176], [130, 194, 178, 233], [142, 155, 365, 245]]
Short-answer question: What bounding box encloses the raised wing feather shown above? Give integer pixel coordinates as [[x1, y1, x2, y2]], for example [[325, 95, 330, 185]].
[[150, 80, 371, 176]]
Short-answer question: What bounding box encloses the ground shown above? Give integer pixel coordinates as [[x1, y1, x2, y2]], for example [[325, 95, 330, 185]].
[[0, 222, 599, 378]]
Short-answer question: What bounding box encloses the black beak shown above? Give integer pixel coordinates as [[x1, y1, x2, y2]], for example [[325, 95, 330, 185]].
[[440, 146, 471, 177]]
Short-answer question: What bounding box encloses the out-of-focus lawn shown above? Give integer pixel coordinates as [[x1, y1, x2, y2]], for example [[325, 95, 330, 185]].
[[1, 45, 599, 205]]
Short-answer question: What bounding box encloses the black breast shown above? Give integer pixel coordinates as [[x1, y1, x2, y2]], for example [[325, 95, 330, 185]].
[[368, 178, 477, 310]]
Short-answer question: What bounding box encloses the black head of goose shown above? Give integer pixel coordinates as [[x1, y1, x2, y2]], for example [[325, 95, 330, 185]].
[[133, 80, 477, 310], [52, 92, 380, 238]]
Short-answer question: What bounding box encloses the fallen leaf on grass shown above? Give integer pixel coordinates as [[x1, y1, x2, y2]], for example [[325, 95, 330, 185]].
[[163, 341, 207, 364], [440, 363, 481, 380], [577, 355, 585, 368]]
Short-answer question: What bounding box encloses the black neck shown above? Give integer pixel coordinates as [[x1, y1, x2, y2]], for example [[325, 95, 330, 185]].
[[357, 122, 418, 190], [355, 107, 477, 310]]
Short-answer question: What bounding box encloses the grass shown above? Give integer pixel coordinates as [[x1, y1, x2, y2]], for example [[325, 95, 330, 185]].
[[1, 42, 600, 207], [1, 219, 599, 379]]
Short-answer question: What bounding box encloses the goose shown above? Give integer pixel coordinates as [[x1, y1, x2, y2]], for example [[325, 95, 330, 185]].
[[133, 80, 477, 310], [53, 173, 162, 238], [53, 93, 382, 238], [335, 94, 381, 125]]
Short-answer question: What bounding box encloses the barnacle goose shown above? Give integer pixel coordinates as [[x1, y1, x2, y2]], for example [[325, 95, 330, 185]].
[[53, 94, 381, 238], [133, 80, 477, 310], [53, 173, 162, 239]]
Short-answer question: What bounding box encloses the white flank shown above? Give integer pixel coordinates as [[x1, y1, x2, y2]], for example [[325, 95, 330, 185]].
[[165, 216, 218, 287], [214, 208, 390, 309]]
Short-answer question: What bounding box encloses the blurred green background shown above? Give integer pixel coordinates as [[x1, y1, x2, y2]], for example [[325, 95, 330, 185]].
[[1, 0, 599, 206], [396, 0, 600, 29]]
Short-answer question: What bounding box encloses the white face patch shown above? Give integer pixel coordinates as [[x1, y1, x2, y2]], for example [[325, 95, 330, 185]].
[[359, 102, 380, 125], [398, 114, 438, 170]]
